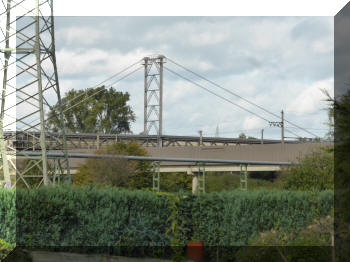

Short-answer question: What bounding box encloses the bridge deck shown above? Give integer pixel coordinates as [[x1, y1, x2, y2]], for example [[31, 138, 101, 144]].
[[63, 142, 331, 173]]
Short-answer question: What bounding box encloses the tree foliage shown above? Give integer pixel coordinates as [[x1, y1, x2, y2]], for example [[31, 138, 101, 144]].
[[238, 133, 246, 139], [73, 142, 153, 189], [281, 147, 334, 191], [47, 86, 135, 134], [236, 216, 334, 262]]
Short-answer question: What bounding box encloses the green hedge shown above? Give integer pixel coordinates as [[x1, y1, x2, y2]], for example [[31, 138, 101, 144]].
[[15, 187, 171, 247], [192, 190, 333, 246], [0, 189, 15, 244], [0, 187, 333, 249]]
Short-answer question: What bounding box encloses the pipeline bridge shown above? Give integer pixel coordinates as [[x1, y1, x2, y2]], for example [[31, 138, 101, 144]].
[[0, 1, 328, 191], [12, 140, 330, 193], [4, 131, 301, 151]]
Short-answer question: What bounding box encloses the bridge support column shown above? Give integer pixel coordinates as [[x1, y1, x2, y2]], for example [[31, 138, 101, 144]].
[[192, 173, 199, 195], [240, 164, 248, 191], [152, 161, 160, 192], [191, 164, 205, 195]]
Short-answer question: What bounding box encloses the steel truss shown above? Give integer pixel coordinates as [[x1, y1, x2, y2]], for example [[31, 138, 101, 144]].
[[0, 0, 70, 188], [143, 55, 165, 146]]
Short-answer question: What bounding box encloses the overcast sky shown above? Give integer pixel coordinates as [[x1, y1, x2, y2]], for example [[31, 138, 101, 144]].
[[53, 16, 333, 139]]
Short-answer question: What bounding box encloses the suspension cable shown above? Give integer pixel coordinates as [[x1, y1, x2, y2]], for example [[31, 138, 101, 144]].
[[164, 66, 271, 123], [166, 57, 319, 138]]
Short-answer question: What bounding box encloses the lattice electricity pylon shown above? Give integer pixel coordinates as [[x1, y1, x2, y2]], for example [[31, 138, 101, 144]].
[[240, 164, 248, 191], [152, 161, 160, 192], [0, 0, 70, 188], [197, 163, 205, 193], [142, 55, 165, 142]]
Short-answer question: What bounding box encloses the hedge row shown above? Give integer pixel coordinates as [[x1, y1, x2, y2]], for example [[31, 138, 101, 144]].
[[0, 187, 333, 248], [0, 189, 15, 244]]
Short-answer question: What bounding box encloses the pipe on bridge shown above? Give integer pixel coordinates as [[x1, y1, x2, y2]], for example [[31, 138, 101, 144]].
[[15, 151, 293, 166], [13, 151, 293, 194]]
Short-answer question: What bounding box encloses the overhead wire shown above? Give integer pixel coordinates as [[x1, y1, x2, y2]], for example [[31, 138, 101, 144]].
[[58, 59, 142, 109], [61, 66, 143, 115], [164, 66, 271, 123], [166, 57, 319, 138], [4, 62, 143, 142]]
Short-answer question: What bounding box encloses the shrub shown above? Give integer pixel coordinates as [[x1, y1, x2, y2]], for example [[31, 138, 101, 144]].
[[0, 187, 333, 259], [0, 238, 15, 261], [235, 215, 334, 262], [281, 147, 334, 191], [74, 141, 153, 189]]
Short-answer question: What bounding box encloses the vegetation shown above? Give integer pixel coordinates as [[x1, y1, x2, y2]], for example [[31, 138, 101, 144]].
[[160, 173, 192, 193], [206, 171, 282, 192], [1, 187, 332, 252], [280, 146, 334, 191], [235, 215, 334, 262], [47, 86, 135, 134], [0, 239, 15, 261], [73, 141, 153, 189]]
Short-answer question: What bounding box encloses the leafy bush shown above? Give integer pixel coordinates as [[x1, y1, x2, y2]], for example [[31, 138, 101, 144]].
[[0, 189, 15, 244], [0, 238, 15, 261], [281, 147, 334, 191], [191, 190, 333, 246], [205, 171, 283, 192], [0, 187, 333, 260], [235, 216, 334, 262], [74, 141, 153, 188]]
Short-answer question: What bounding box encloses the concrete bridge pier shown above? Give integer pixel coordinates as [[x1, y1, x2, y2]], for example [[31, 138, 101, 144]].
[[187, 167, 205, 195]]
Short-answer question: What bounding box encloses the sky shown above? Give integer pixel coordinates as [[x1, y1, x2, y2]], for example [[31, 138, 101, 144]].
[[53, 16, 334, 139]]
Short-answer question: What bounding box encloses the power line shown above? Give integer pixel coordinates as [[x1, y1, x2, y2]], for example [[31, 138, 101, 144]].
[[284, 128, 301, 138], [61, 66, 143, 115], [166, 57, 319, 138], [5, 65, 143, 143], [58, 59, 142, 110], [164, 66, 271, 123]]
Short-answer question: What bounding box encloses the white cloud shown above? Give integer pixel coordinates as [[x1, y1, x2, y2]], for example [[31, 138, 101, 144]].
[[49, 17, 334, 138], [286, 78, 333, 115], [242, 116, 265, 130], [56, 48, 151, 77], [56, 26, 111, 46], [312, 40, 333, 54]]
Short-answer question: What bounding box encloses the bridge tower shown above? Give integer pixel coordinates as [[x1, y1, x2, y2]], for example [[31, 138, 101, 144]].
[[0, 0, 70, 188], [143, 55, 165, 146]]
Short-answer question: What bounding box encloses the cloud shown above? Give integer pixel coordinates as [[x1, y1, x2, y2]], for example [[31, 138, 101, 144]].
[[56, 26, 111, 46], [49, 17, 334, 138], [242, 116, 265, 130], [286, 78, 333, 115], [56, 48, 150, 78]]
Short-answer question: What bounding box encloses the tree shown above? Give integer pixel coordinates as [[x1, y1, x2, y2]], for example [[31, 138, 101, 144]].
[[73, 141, 153, 189], [238, 133, 246, 139], [47, 86, 135, 134], [281, 147, 334, 191], [322, 89, 334, 140]]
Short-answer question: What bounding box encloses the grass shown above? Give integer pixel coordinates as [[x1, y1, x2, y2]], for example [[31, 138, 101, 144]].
[[205, 171, 283, 192]]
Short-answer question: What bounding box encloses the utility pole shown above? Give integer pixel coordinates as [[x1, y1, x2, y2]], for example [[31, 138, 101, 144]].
[[199, 130, 203, 146], [261, 129, 264, 144], [281, 110, 285, 145]]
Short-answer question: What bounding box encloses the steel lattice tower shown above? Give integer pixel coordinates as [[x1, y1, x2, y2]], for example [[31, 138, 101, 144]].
[[0, 0, 70, 188], [143, 55, 165, 145]]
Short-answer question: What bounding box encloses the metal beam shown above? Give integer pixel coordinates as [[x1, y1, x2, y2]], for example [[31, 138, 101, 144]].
[[15, 151, 293, 166]]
